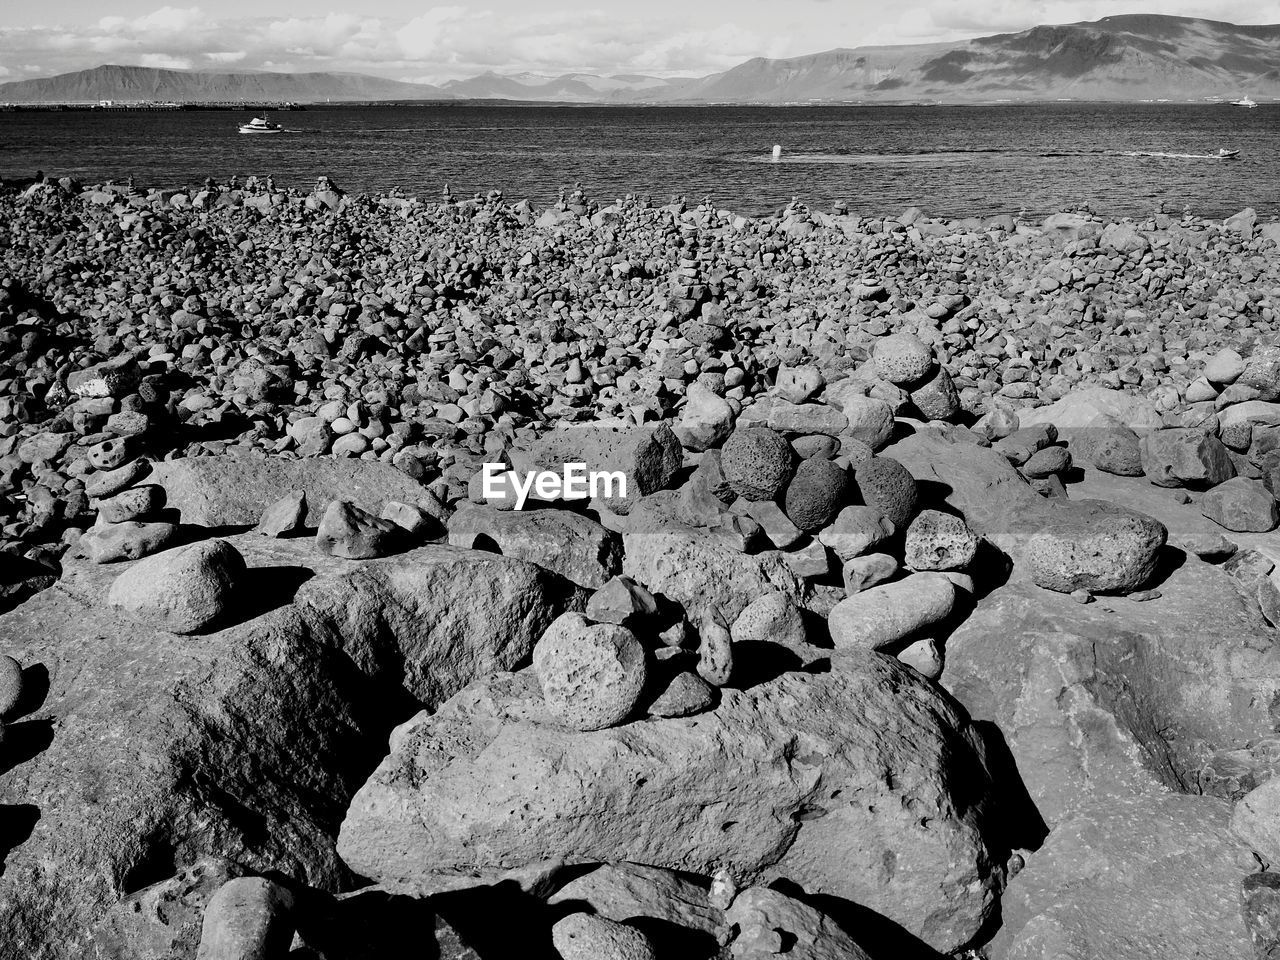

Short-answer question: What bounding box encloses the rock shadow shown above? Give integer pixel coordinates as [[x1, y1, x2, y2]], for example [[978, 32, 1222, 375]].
[[433, 881, 561, 960], [732, 642, 809, 689], [0, 804, 40, 878], [0, 718, 55, 777], [1140, 544, 1187, 592], [213, 565, 315, 632], [549, 897, 719, 958], [769, 879, 947, 960], [12, 663, 49, 720], [970, 719, 1050, 854]]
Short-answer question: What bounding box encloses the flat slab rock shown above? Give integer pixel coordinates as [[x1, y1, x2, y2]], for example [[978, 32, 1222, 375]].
[[149, 455, 428, 527], [337, 655, 1006, 954], [0, 535, 583, 959], [992, 792, 1255, 960], [945, 568, 1280, 823]]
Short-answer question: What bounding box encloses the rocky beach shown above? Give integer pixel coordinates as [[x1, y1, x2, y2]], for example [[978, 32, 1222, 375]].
[[3, 170, 1280, 959]]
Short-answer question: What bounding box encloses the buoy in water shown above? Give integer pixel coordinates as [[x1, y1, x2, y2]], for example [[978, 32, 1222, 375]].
[[772, 144, 782, 162]]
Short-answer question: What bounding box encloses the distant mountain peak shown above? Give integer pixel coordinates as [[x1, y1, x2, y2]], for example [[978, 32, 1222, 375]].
[[3, 15, 1280, 105]]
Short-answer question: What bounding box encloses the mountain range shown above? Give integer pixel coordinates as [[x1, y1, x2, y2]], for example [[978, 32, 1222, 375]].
[[3, 14, 1279, 105]]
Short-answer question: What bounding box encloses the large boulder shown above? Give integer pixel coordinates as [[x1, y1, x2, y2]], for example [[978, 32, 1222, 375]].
[[1017, 387, 1162, 432], [336, 653, 1006, 954], [1140, 429, 1235, 489], [447, 503, 622, 589], [0, 536, 584, 959], [150, 457, 426, 528]]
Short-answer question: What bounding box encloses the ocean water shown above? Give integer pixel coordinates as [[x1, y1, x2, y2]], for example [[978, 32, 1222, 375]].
[[1, 102, 1277, 219]]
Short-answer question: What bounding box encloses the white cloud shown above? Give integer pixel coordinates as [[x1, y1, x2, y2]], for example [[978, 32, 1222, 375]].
[[4, 1, 1280, 83], [139, 53, 194, 69]]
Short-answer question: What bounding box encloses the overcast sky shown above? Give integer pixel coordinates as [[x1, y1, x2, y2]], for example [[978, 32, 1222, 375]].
[[2, 0, 1279, 83]]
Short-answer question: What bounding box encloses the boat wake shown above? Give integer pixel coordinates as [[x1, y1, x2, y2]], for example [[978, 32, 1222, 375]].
[[744, 147, 1242, 164]]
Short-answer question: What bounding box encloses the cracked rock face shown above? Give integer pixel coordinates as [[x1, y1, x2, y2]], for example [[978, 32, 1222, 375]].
[[336, 653, 1007, 954]]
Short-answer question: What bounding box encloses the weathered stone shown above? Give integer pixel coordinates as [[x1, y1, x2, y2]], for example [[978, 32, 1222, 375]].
[[721, 427, 794, 502], [336, 654, 1004, 954], [1142, 429, 1236, 489], [108, 539, 245, 634], [725, 887, 869, 960], [533, 612, 647, 731], [81, 521, 179, 563], [827, 573, 955, 652], [851, 456, 918, 529], [1019, 500, 1167, 594], [586, 576, 658, 626], [1202, 478, 1279, 533], [873, 333, 933, 385], [257, 491, 306, 537], [98, 484, 165, 524], [448, 503, 621, 589], [195, 877, 294, 960], [551, 913, 656, 960], [782, 458, 850, 533], [904, 510, 979, 572], [316, 500, 404, 560]]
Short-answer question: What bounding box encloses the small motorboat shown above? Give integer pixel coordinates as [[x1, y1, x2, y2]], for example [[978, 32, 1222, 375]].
[[1216, 148, 1241, 160], [238, 115, 282, 134], [1232, 96, 1258, 109]]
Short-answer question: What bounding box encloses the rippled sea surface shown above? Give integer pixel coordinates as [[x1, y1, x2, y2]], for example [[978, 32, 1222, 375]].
[[2, 102, 1278, 219]]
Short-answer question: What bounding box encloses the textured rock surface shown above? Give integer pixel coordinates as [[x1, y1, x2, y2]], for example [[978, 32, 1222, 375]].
[[150, 456, 427, 528], [725, 887, 870, 960], [828, 573, 955, 652], [448, 503, 622, 589], [336, 654, 1005, 954], [107, 539, 245, 634], [551, 913, 656, 960], [622, 530, 805, 622], [0, 537, 583, 960], [194, 877, 294, 960], [991, 794, 1255, 960], [533, 612, 647, 731]]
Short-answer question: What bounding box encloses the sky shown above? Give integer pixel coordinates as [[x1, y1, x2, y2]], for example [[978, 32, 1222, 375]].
[[1, 0, 1279, 83]]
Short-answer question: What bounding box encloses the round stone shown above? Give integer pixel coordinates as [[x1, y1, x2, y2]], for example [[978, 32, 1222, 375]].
[[721, 427, 795, 502], [853, 456, 919, 530], [838, 396, 896, 451], [0, 655, 24, 716], [904, 510, 980, 572], [108, 538, 245, 634], [873, 333, 934, 385], [783, 458, 851, 533], [552, 913, 657, 960], [533, 612, 647, 731], [1025, 500, 1168, 594]]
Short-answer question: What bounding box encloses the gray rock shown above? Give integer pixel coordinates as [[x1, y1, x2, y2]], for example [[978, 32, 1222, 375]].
[[697, 607, 734, 687], [904, 510, 979, 572], [81, 521, 178, 563], [257, 491, 306, 537], [1022, 500, 1167, 594], [85, 459, 151, 500], [1242, 873, 1280, 960], [852, 456, 918, 529], [842, 553, 899, 593], [336, 654, 1004, 954], [828, 573, 955, 652], [909, 365, 960, 422], [586, 576, 658, 627], [722, 428, 795, 502], [316, 501, 404, 560], [783, 459, 850, 533], [98, 484, 165, 524], [731, 593, 807, 649], [547, 862, 721, 939], [448, 503, 621, 589], [551, 913, 656, 960], [195, 877, 294, 960], [1021, 445, 1072, 479], [0, 654, 23, 716], [897, 638, 943, 681], [1141, 429, 1236, 489], [648, 671, 716, 718], [831, 396, 895, 451], [108, 539, 245, 634], [1202, 478, 1279, 533], [725, 887, 869, 960], [817, 506, 895, 561], [533, 612, 647, 731], [150, 457, 427, 528], [873, 333, 934, 385]]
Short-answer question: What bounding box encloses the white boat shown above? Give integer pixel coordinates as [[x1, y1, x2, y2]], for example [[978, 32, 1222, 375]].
[[1232, 96, 1258, 108], [238, 115, 282, 134], [1216, 148, 1241, 159]]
